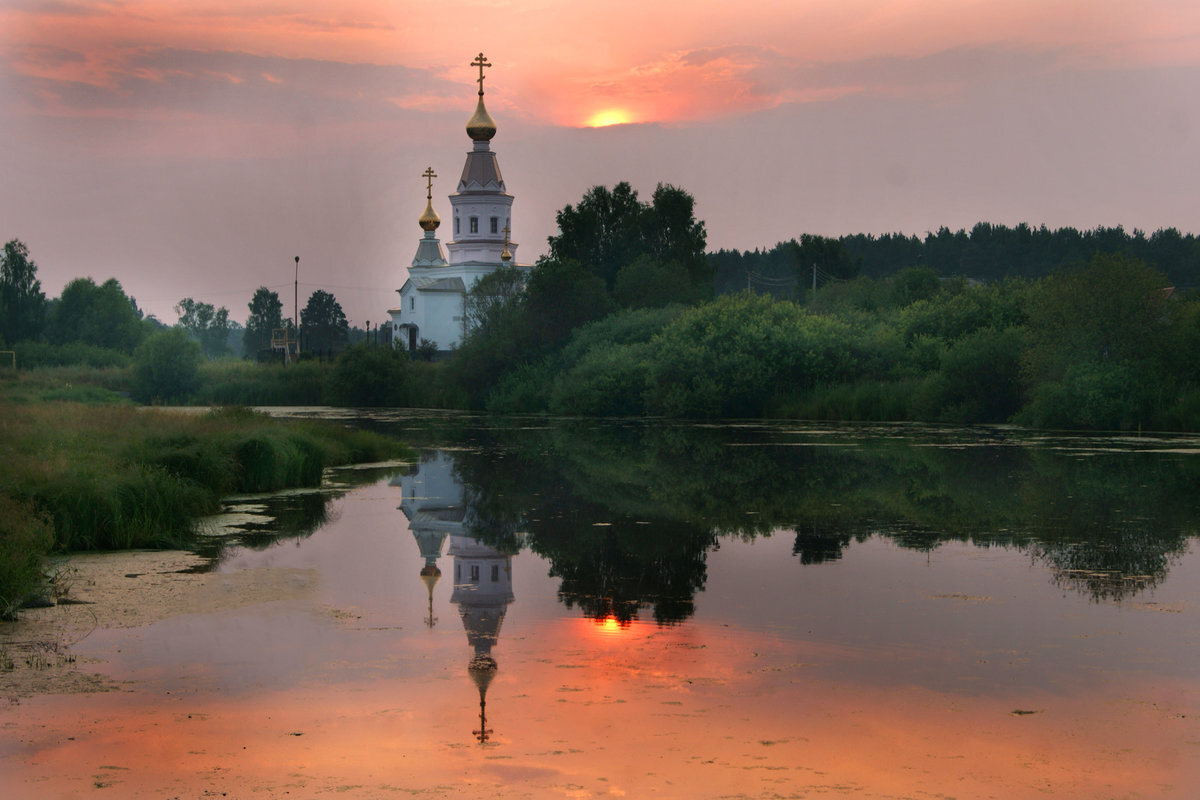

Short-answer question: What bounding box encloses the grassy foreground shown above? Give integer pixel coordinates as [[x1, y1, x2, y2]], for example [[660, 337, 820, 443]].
[[0, 401, 410, 618]]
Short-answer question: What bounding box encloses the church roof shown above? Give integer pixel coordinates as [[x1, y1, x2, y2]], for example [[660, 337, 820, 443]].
[[409, 506, 467, 524], [457, 147, 505, 193], [409, 276, 467, 293], [412, 234, 449, 268]]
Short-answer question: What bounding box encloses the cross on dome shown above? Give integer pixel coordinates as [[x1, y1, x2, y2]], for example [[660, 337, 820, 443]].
[[422, 166, 437, 200], [465, 53, 497, 142], [471, 53, 492, 96]]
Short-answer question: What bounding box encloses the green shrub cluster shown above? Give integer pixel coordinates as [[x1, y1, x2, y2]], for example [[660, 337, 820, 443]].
[[13, 341, 131, 369], [193, 359, 330, 405], [327, 343, 411, 406], [192, 347, 419, 408], [0, 494, 55, 619], [132, 328, 202, 403]]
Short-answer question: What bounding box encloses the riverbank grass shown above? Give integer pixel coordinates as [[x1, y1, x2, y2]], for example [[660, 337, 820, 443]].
[[0, 403, 411, 614]]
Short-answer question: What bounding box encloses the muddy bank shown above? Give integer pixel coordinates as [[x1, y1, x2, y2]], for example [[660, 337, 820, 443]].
[[0, 550, 316, 702]]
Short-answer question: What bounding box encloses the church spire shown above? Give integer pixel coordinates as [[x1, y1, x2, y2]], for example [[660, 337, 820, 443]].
[[466, 52, 497, 142]]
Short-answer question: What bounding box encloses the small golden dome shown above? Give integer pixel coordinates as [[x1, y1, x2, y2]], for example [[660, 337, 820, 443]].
[[419, 198, 440, 231], [469, 654, 498, 694], [419, 563, 441, 591], [466, 95, 496, 141]]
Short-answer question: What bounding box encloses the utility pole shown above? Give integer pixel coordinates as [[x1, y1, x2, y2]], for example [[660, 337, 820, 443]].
[[293, 256, 300, 360]]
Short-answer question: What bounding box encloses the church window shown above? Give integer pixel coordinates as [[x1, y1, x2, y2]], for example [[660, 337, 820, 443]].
[[470, 565, 480, 583], [491, 564, 499, 582], [410, 297, 414, 310], [455, 217, 459, 234], [470, 216, 478, 233], [490, 217, 498, 234]]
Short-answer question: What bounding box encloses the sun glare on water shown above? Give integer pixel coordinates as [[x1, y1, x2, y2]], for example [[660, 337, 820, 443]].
[[586, 109, 633, 127]]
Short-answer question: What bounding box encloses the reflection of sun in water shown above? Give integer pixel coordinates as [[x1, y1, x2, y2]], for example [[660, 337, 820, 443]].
[[586, 109, 633, 127], [584, 614, 629, 637]]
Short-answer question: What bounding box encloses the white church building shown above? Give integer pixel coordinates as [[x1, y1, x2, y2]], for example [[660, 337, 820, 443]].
[[389, 53, 529, 355]]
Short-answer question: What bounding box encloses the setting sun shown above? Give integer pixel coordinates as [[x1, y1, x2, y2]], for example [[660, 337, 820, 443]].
[[585, 108, 633, 127]]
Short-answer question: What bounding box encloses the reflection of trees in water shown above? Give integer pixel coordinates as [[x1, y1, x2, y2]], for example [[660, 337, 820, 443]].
[[1033, 537, 1183, 602], [791, 522, 868, 564], [543, 517, 714, 626], [453, 440, 713, 625], [193, 466, 399, 567], [439, 419, 1200, 611]]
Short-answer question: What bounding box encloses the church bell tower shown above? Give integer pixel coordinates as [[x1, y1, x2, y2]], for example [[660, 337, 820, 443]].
[[446, 52, 518, 266]]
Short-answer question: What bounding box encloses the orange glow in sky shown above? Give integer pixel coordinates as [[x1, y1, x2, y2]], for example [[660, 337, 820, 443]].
[[586, 109, 633, 128], [6, 0, 1199, 128], [2, 0, 1200, 325]]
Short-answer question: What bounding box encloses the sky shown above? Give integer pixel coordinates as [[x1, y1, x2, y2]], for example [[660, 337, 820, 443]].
[[1, 0, 1198, 326]]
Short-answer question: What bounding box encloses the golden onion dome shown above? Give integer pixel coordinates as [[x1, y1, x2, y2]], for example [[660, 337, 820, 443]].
[[466, 95, 497, 141], [418, 198, 440, 231]]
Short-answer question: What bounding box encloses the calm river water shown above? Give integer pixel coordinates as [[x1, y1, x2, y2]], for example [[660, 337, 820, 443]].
[[5, 411, 1200, 798]]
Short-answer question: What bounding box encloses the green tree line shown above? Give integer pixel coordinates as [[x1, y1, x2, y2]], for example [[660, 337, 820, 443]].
[[711, 222, 1200, 295], [443, 185, 1200, 432], [6, 183, 1200, 432]]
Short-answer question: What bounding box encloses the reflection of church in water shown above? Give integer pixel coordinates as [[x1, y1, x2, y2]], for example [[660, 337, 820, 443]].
[[394, 452, 516, 743]]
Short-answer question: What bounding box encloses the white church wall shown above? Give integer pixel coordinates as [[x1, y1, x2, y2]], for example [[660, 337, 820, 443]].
[[421, 292, 465, 351]]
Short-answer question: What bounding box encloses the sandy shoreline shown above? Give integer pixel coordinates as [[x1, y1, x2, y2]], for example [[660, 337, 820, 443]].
[[0, 549, 315, 702]]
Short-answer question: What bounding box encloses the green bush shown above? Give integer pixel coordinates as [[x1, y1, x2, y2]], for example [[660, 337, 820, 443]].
[[896, 283, 1025, 345], [193, 359, 330, 405], [327, 343, 409, 407], [488, 306, 683, 415], [14, 341, 131, 369], [0, 494, 54, 619], [614, 256, 698, 308], [929, 326, 1027, 423], [487, 360, 558, 413], [643, 293, 857, 418], [132, 328, 202, 403], [1164, 387, 1200, 431], [1017, 360, 1154, 430], [549, 342, 654, 416]]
